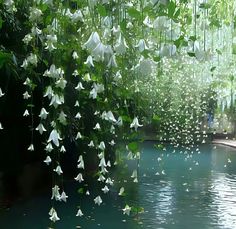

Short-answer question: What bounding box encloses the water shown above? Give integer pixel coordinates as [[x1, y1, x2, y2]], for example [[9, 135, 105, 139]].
[[1, 143, 236, 229]]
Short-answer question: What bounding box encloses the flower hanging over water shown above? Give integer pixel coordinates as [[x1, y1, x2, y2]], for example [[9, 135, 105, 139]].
[[54, 165, 63, 175], [44, 156, 52, 165], [49, 208, 60, 222], [48, 129, 62, 147], [76, 209, 83, 217], [94, 196, 102, 206], [122, 205, 131, 215], [130, 117, 143, 131]]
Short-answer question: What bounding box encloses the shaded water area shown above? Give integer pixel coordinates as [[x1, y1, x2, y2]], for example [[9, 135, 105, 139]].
[[1, 143, 236, 229]]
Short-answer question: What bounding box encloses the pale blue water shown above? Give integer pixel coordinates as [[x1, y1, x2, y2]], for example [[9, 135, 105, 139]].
[[1, 143, 236, 229]]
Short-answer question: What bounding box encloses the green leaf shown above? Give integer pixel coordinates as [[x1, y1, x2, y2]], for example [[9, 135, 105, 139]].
[[0, 17, 3, 29], [128, 142, 139, 152], [97, 4, 107, 17], [77, 188, 84, 194], [210, 66, 216, 72], [152, 115, 161, 122], [199, 3, 211, 9], [168, 1, 176, 18], [187, 52, 196, 57], [127, 7, 141, 20]]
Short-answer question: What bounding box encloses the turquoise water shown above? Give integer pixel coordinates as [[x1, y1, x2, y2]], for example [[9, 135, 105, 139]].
[[1, 143, 236, 229]]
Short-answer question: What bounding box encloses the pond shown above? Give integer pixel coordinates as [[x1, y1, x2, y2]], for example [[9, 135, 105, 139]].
[[1, 143, 236, 229]]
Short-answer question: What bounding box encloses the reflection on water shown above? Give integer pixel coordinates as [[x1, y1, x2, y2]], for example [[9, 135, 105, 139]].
[[1, 143, 236, 229]]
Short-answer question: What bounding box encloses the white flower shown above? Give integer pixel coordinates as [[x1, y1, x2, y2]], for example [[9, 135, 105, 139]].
[[71, 9, 83, 22], [75, 112, 82, 119], [55, 77, 67, 89], [48, 129, 62, 147], [107, 54, 117, 68], [36, 123, 46, 135], [39, 108, 49, 120], [23, 91, 31, 99], [72, 70, 79, 77], [31, 26, 42, 35], [109, 140, 115, 146], [75, 82, 85, 91], [0, 88, 5, 97], [49, 208, 60, 222], [23, 109, 30, 117], [101, 185, 109, 194], [94, 196, 102, 206], [92, 42, 106, 61], [29, 8, 42, 21], [75, 132, 82, 140], [114, 34, 128, 55], [76, 209, 83, 217], [105, 177, 113, 185], [98, 174, 106, 182], [84, 32, 101, 51], [23, 34, 33, 45], [130, 117, 143, 131], [45, 34, 57, 51], [88, 140, 95, 147], [45, 143, 53, 152], [49, 94, 64, 108], [60, 145, 66, 153], [136, 39, 149, 52], [72, 51, 79, 60], [44, 156, 52, 165], [83, 73, 91, 82], [77, 155, 84, 169], [43, 65, 63, 79], [58, 111, 67, 125], [118, 187, 125, 196], [84, 55, 94, 67], [93, 123, 101, 130], [74, 173, 84, 182], [27, 53, 38, 66], [54, 165, 63, 175], [143, 16, 153, 28], [0, 122, 3, 130], [60, 191, 68, 202], [51, 185, 61, 201], [98, 141, 106, 151], [122, 205, 131, 215], [27, 144, 34, 151], [74, 100, 80, 107], [99, 158, 107, 168], [116, 116, 123, 126], [44, 86, 54, 99], [106, 111, 117, 123]]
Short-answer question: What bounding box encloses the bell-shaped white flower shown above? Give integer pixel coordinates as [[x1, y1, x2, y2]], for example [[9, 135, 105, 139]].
[[83, 73, 91, 82], [45, 143, 53, 152], [44, 86, 54, 99], [49, 208, 60, 222], [77, 155, 85, 169], [98, 141, 106, 151], [60, 191, 68, 202], [143, 16, 153, 28], [51, 185, 61, 201], [60, 145, 66, 153], [76, 209, 83, 217], [136, 39, 149, 52], [84, 32, 101, 51], [99, 158, 107, 168], [43, 65, 64, 79], [88, 140, 95, 147], [72, 51, 79, 60], [94, 196, 102, 206], [107, 54, 117, 68], [0, 88, 5, 97], [54, 165, 63, 175], [98, 174, 106, 182], [130, 117, 143, 131], [44, 156, 52, 165], [105, 177, 114, 185], [23, 91, 31, 99], [118, 187, 125, 196], [92, 42, 106, 61], [55, 77, 67, 89], [58, 111, 67, 125], [75, 82, 85, 91], [122, 205, 131, 215], [114, 34, 128, 55], [106, 111, 117, 123], [84, 55, 94, 67], [74, 173, 84, 182], [75, 132, 83, 140], [101, 185, 109, 194], [36, 123, 46, 135], [23, 109, 30, 117], [45, 34, 57, 51], [27, 144, 34, 151], [71, 9, 83, 22], [93, 123, 101, 130], [48, 129, 62, 146]]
